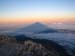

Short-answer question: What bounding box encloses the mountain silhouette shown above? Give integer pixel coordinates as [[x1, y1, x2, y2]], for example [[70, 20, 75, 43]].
[[17, 22, 57, 33]]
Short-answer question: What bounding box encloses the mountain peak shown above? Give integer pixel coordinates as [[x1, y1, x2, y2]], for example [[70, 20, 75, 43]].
[[32, 22, 44, 25], [16, 22, 57, 33], [17, 22, 49, 33], [34, 22, 41, 24]]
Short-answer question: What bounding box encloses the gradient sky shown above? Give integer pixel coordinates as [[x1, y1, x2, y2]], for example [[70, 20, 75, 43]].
[[0, 0, 75, 30]]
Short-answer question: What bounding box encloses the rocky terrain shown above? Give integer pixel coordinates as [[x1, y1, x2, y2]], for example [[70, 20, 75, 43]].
[[0, 34, 70, 56]]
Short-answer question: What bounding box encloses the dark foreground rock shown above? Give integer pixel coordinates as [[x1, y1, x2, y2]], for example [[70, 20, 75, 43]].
[[0, 34, 71, 56]]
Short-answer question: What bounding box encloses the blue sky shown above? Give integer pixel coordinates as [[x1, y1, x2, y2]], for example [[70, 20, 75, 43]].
[[0, 0, 74, 18]]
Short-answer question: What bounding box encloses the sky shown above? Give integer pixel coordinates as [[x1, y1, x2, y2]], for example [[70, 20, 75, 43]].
[[0, 0, 75, 30]]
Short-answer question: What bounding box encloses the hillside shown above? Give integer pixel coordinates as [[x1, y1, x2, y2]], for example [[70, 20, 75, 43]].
[[0, 34, 70, 56]]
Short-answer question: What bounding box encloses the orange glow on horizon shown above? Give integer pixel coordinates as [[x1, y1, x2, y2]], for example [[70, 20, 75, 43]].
[[0, 17, 75, 25]]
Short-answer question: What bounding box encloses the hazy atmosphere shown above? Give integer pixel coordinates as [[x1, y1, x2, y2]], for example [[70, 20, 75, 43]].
[[0, 0, 75, 56], [0, 0, 75, 30]]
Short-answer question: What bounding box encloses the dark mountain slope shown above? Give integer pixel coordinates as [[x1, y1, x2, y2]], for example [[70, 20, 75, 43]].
[[0, 34, 71, 56], [14, 35, 70, 56]]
